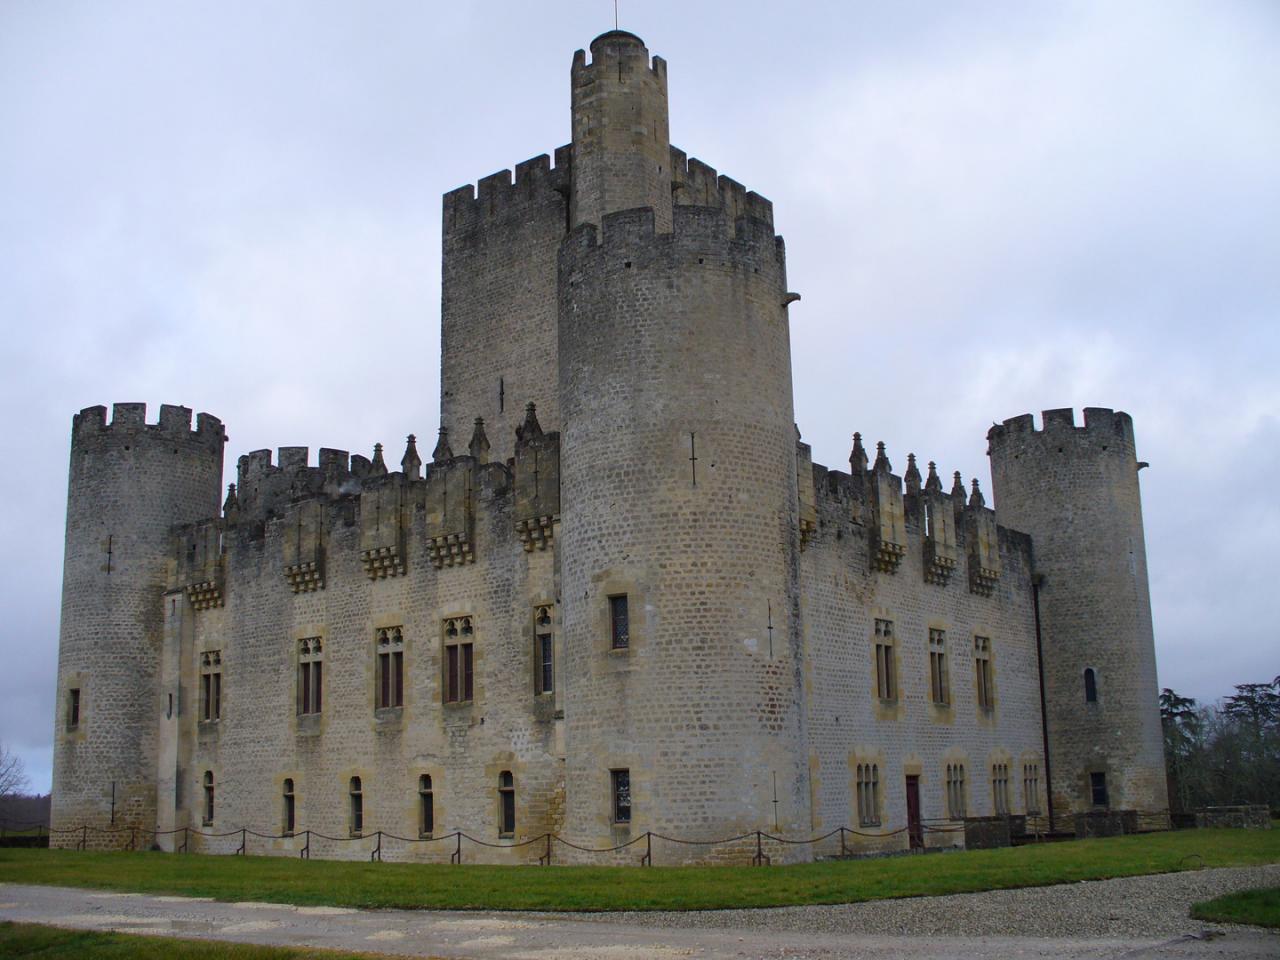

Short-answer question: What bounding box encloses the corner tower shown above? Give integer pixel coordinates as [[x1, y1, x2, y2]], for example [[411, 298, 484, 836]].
[[987, 408, 1168, 826], [52, 403, 225, 845], [570, 31, 672, 232]]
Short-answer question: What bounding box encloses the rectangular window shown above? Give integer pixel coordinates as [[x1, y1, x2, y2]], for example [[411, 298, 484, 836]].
[[928, 629, 949, 705], [67, 688, 81, 729], [974, 636, 993, 710], [534, 605, 554, 695], [611, 768, 632, 824], [200, 651, 222, 721], [444, 617, 474, 703], [298, 638, 323, 715], [610, 595, 630, 649], [874, 618, 896, 700], [1023, 762, 1041, 815], [946, 763, 966, 819], [1090, 771, 1109, 807], [376, 626, 404, 709], [282, 778, 295, 836], [992, 763, 1010, 815]]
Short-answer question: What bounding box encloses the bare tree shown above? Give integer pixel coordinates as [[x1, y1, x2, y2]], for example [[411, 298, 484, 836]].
[[0, 742, 29, 801]]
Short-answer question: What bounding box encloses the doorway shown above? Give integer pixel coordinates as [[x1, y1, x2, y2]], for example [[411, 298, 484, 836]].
[[905, 775, 924, 851]]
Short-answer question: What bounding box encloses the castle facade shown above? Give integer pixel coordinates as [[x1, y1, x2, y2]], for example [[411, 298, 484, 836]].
[[51, 32, 1168, 862]]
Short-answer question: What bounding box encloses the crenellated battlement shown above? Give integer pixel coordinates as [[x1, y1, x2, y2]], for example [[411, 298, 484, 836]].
[[563, 202, 783, 266], [988, 407, 1136, 453], [442, 146, 571, 232], [670, 146, 774, 227], [72, 402, 224, 448], [571, 30, 667, 80]]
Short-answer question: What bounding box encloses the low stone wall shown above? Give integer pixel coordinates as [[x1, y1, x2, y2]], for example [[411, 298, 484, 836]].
[[964, 816, 1012, 849], [1073, 810, 1138, 838], [1194, 805, 1272, 830]]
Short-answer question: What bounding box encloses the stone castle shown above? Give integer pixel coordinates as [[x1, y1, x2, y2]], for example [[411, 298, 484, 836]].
[[51, 31, 1168, 861]]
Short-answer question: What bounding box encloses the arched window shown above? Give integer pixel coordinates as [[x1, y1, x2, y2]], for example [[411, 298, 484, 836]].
[[1084, 667, 1098, 703], [349, 776, 363, 837], [202, 771, 214, 825], [498, 770, 515, 837], [282, 778, 295, 836], [419, 774, 434, 837]]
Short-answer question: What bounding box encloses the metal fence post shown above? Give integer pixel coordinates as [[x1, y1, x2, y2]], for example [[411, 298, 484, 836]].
[[450, 831, 462, 865], [79, 825, 87, 851], [641, 831, 652, 867], [839, 826, 848, 858], [237, 828, 247, 856], [371, 830, 382, 862], [301, 829, 310, 860]]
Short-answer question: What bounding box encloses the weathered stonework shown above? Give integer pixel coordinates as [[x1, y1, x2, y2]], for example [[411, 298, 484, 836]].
[[50, 31, 1168, 861]]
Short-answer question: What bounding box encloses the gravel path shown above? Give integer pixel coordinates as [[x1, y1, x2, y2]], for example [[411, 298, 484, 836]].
[[2, 865, 1278, 959], [579, 864, 1280, 939]]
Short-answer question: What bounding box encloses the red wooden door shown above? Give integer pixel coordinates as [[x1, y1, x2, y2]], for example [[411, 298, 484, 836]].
[[905, 775, 924, 850]]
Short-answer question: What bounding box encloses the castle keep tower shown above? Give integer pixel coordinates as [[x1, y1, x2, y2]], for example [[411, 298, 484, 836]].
[[52, 403, 225, 845], [988, 409, 1168, 825], [558, 33, 807, 852], [570, 31, 672, 232]]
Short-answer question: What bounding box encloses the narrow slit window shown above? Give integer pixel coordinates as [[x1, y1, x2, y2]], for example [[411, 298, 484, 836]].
[[498, 770, 515, 837], [609, 595, 630, 649], [349, 776, 364, 836], [282, 778, 295, 836], [419, 774, 434, 837], [202, 771, 215, 825], [1084, 667, 1098, 703], [67, 688, 80, 729], [611, 768, 632, 824], [534, 605, 554, 695]]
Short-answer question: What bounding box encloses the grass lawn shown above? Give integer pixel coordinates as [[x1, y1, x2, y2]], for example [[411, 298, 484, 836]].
[[1191, 887, 1280, 928], [1, 828, 1277, 912], [0, 922, 402, 959]]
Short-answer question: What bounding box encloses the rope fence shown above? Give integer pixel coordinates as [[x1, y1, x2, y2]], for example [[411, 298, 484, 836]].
[[1, 811, 1174, 864]]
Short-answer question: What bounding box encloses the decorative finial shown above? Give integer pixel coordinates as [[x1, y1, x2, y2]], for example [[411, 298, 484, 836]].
[[222, 483, 239, 522], [873, 441, 891, 474], [849, 432, 868, 472], [370, 442, 388, 476], [469, 417, 491, 464], [969, 477, 985, 509], [924, 460, 942, 494], [904, 453, 921, 494], [516, 402, 543, 443], [951, 470, 965, 499], [401, 434, 422, 480], [431, 427, 453, 465]]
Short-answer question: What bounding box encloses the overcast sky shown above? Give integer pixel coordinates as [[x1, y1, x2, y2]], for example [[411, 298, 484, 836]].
[[2, 1, 1276, 794]]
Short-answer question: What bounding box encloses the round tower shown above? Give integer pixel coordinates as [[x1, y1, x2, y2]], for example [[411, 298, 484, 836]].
[[570, 31, 672, 232], [987, 408, 1168, 827], [52, 403, 225, 846], [558, 52, 806, 852]]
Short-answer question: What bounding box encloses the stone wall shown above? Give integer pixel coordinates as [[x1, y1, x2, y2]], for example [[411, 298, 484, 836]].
[[800, 452, 1046, 856]]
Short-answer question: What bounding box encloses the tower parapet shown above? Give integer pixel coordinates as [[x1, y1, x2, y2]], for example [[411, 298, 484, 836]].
[[988, 408, 1167, 825], [53, 403, 225, 845]]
